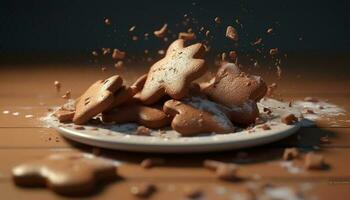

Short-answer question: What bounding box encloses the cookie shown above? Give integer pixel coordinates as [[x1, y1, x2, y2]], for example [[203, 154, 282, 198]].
[[12, 152, 117, 196], [130, 74, 147, 102], [163, 97, 235, 136], [202, 62, 267, 107], [73, 75, 123, 125], [139, 39, 206, 104], [102, 103, 170, 129], [108, 86, 137, 109]]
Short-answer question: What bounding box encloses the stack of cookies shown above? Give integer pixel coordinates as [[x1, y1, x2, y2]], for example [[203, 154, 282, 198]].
[[54, 39, 267, 136]]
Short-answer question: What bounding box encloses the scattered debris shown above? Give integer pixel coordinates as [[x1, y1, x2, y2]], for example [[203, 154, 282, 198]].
[[54, 81, 61, 92], [283, 148, 299, 160], [226, 26, 239, 41], [154, 24, 168, 38], [140, 158, 165, 169], [130, 183, 156, 198]]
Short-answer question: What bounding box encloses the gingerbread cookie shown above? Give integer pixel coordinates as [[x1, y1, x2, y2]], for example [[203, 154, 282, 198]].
[[12, 152, 117, 196], [202, 62, 267, 107], [53, 109, 75, 122], [73, 75, 123, 125], [163, 98, 235, 136], [108, 86, 137, 109], [139, 39, 206, 104], [102, 103, 170, 129]]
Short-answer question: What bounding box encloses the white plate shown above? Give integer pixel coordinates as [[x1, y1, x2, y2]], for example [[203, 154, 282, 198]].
[[45, 98, 301, 153]]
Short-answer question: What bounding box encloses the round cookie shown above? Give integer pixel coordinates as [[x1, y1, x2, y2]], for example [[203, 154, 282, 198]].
[[163, 98, 235, 136], [73, 75, 123, 125], [139, 39, 206, 105], [102, 103, 170, 129], [201, 62, 267, 107]]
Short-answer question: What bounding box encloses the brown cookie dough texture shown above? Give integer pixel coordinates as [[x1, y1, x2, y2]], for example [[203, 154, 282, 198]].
[[73, 75, 123, 125], [102, 103, 170, 129], [139, 39, 206, 105], [163, 98, 235, 136], [12, 152, 117, 196], [201, 62, 267, 124]]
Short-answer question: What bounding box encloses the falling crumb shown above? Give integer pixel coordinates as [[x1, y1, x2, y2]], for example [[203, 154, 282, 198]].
[[101, 67, 107, 72], [269, 48, 278, 55], [2, 110, 9, 114], [216, 164, 239, 181], [214, 16, 221, 24], [228, 51, 237, 61], [129, 26, 136, 32], [252, 38, 263, 46], [102, 48, 111, 55], [25, 114, 34, 118], [112, 49, 126, 60], [54, 81, 61, 92], [140, 158, 165, 169], [114, 61, 124, 70], [226, 26, 239, 41], [266, 83, 277, 97], [277, 66, 282, 79], [91, 51, 98, 56], [130, 183, 156, 198], [132, 36, 138, 41], [62, 91, 71, 99], [221, 52, 227, 61], [178, 32, 196, 41], [158, 49, 165, 55], [267, 28, 273, 34], [205, 30, 210, 37], [283, 148, 299, 160], [154, 24, 168, 38], [104, 18, 111, 25]]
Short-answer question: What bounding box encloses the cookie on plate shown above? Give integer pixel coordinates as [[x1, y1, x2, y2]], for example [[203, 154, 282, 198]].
[[139, 39, 206, 104], [163, 97, 235, 136]]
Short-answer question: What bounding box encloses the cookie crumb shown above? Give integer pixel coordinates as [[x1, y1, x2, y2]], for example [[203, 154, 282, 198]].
[[54, 81, 61, 92], [184, 187, 203, 199], [91, 51, 98, 56], [136, 126, 151, 136], [102, 48, 111, 55], [226, 26, 238, 41], [228, 51, 237, 61], [129, 26, 136, 32], [267, 28, 273, 34], [214, 16, 221, 24], [112, 49, 126, 60], [281, 113, 298, 125], [302, 108, 315, 114], [178, 32, 196, 41], [269, 48, 278, 55], [205, 30, 210, 37], [304, 152, 325, 170], [130, 183, 156, 198], [104, 18, 111, 25], [140, 158, 165, 169], [216, 164, 239, 181], [266, 83, 277, 97], [61, 91, 71, 99], [283, 148, 299, 160], [114, 61, 124, 70], [158, 49, 165, 55], [260, 124, 271, 130], [154, 24, 168, 38]]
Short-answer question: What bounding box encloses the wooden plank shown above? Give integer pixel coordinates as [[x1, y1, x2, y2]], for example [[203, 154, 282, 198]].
[[0, 148, 349, 180], [1, 176, 350, 200]]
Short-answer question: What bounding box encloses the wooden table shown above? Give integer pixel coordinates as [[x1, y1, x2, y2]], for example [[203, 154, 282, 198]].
[[0, 54, 350, 199]]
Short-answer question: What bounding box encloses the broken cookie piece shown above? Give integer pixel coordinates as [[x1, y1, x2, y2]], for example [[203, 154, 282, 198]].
[[304, 152, 325, 170], [283, 148, 299, 160]]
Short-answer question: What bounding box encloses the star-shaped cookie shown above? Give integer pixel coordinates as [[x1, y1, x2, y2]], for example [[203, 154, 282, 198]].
[[139, 39, 206, 104]]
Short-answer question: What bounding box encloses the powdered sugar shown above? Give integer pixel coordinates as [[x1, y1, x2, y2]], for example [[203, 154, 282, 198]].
[[185, 97, 234, 130]]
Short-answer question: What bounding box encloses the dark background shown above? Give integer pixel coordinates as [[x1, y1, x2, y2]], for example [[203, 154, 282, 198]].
[[0, 0, 349, 64]]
